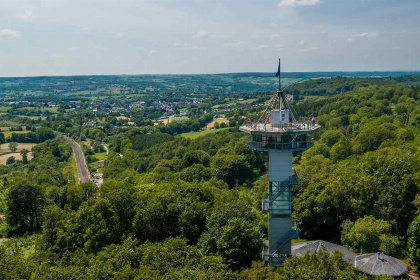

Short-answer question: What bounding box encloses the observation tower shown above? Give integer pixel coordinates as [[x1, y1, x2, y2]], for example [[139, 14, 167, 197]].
[[239, 59, 321, 266]]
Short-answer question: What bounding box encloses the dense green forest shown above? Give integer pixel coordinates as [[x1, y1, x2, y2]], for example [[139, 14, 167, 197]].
[[0, 77, 419, 279], [285, 75, 420, 96]]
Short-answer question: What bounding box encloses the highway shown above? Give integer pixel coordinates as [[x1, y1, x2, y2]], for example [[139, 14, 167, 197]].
[[63, 136, 91, 183]]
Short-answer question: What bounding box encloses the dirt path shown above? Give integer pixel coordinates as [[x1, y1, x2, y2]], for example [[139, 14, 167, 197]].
[[103, 144, 109, 155], [63, 136, 91, 183]]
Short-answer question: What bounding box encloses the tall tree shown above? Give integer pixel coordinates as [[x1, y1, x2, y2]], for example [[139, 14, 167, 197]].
[[8, 142, 18, 153], [6, 179, 46, 235], [20, 149, 29, 164], [216, 218, 262, 270]]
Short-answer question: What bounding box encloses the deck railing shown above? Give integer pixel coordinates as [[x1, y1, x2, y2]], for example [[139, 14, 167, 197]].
[[246, 139, 313, 151], [241, 119, 319, 132]]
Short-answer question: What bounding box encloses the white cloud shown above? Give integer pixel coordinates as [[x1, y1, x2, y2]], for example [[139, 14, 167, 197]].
[[253, 45, 268, 50], [0, 29, 21, 39], [298, 47, 318, 53], [193, 30, 209, 40], [173, 42, 201, 51], [148, 50, 157, 55], [347, 32, 379, 42], [269, 34, 279, 39], [15, 10, 38, 21], [277, 0, 320, 7], [299, 39, 306, 46], [353, 32, 379, 38], [224, 41, 248, 47]]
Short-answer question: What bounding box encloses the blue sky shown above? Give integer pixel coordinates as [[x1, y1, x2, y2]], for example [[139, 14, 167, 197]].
[[0, 0, 419, 76]]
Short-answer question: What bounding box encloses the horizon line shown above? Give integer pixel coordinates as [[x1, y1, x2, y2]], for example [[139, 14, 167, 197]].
[[0, 69, 420, 79]]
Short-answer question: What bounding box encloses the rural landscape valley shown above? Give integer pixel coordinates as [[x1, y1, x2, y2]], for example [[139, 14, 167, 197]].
[[0, 72, 419, 279]]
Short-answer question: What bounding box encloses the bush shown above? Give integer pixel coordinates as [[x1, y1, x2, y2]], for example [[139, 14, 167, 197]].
[[408, 215, 420, 269], [341, 216, 399, 255], [6, 157, 15, 165]]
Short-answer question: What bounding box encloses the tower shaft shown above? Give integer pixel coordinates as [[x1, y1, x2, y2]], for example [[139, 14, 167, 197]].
[[262, 150, 298, 265]]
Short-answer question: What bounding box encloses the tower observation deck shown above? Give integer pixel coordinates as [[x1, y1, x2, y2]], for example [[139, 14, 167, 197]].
[[239, 59, 320, 266]]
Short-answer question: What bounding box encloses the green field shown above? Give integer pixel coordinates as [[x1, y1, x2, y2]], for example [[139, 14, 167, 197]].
[[94, 152, 107, 161], [88, 152, 107, 173], [213, 98, 258, 109], [170, 116, 189, 122], [0, 106, 11, 112], [3, 130, 29, 138], [213, 117, 228, 123], [17, 107, 58, 113], [180, 127, 230, 139], [17, 115, 46, 120]]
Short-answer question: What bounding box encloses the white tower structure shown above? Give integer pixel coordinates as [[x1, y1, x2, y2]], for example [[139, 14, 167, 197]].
[[239, 59, 321, 266]]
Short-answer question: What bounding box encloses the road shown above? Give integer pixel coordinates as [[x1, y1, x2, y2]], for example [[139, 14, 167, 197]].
[[63, 136, 91, 183]]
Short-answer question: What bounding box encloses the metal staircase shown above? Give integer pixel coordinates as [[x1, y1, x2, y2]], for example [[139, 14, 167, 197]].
[[261, 174, 299, 211], [271, 229, 299, 255], [261, 174, 300, 264], [270, 174, 299, 202], [262, 229, 299, 263]]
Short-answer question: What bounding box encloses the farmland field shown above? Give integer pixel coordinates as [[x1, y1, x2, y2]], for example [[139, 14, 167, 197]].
[[0, 143, 36, 153], [0, 152, 33, 165], [2, 130, 30, 138], [206, 118, 230, 129], [180, 127, 230, 139]]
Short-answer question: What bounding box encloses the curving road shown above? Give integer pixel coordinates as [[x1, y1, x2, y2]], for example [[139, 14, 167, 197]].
[[63, 136, 91, 183]]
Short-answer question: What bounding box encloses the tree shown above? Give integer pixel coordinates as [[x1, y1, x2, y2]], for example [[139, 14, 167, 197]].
[[0, 239, 36, 279], [211, 154, 253, 188], [133, 193, 181, 243], [8, 142, 18, 152], [66, 182, 97, 210], [20, 149, 29, 164], [41, 205, 64, 251], [198, 202, 255, 255], [341, 216, 399, 255], [408, 215, 420, 269], [216, 218, 262, 270], [6, 179, 46, 235], [240, 261, 279, 280], [100, 179, 136, 236], [140, 237, 202, 275], [179, 202, 208, 244], [352, 123, 397, 154], [320, 129, 343, 147], [179, 164, 213, 182], [181, 150, 211, 168], [35, 127, 55, 142], [330, 139, 351, 162], [57, 199, 121, 254], [6, 156, 15, 165]]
